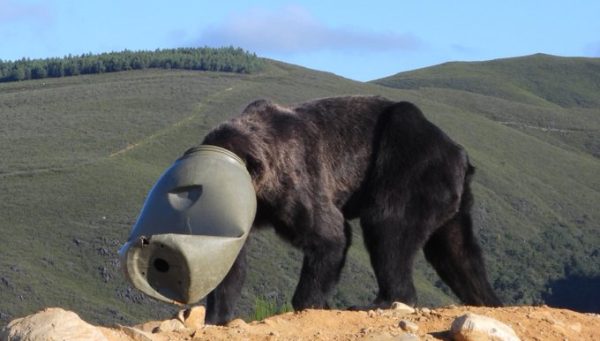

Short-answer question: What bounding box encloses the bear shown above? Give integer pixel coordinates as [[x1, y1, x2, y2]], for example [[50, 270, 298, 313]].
[[198, 95, 501, 324]]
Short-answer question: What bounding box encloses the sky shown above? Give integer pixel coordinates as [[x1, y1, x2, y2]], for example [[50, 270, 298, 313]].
[[1, 0, 599, 81]]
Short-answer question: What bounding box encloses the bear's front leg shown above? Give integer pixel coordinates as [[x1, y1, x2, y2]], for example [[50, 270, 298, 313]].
[[291, 214, 350, 310], [205, 243, 248, 325]]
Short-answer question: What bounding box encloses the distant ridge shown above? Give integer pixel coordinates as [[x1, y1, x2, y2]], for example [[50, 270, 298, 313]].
[[373, 54, 600, 108]]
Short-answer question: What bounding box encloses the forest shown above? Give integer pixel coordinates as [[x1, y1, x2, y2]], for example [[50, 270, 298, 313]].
[[0, 47, 263, 82]]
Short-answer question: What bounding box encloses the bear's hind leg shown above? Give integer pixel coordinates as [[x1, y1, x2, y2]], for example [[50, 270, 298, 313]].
[[423, 198, 502, 306], [360, 208, 432, 307]]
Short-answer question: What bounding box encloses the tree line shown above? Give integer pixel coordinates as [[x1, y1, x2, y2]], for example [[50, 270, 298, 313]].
[[0, 47, 263, 82]]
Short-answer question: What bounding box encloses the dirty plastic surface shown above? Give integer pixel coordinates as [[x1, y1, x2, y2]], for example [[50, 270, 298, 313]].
[[119, 145, 256, 304]]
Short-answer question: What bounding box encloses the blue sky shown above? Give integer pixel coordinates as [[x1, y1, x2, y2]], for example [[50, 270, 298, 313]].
[[1, 0, 599, 81]]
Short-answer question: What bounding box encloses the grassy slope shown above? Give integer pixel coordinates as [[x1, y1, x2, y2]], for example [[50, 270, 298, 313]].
[[1, 55, 598, 325], [374, 54, 600, 157]]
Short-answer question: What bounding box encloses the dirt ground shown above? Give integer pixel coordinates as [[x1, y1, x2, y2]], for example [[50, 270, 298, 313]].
[[98, 305, 600, 341]]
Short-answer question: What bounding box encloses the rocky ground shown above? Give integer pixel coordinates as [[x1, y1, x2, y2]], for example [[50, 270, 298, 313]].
[[3, 304, 600, 340]]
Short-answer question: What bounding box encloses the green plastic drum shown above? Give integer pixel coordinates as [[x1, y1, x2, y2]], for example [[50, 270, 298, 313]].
[[119, 145, 256, 304]]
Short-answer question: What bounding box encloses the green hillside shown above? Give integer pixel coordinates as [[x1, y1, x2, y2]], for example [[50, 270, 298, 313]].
[[375, 54, 600, 108], [1, 53, 598, 326], [374, 54, 600, 158]]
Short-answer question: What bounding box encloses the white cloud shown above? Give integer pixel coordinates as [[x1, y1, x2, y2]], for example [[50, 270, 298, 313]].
[[0, 0, 52, 23], [197, 5, 421, 54]]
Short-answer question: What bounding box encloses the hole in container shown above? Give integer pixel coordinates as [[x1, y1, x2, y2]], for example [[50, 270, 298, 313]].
[[168, 185, 203, 210], [153, 258, 170, 273]]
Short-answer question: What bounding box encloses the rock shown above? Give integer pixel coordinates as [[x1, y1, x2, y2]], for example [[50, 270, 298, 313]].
[[569, 322, 582, 333], [261, 318, 277, 327], [227, 318, 248, 329], [133, 321, 162, 334], [391, 302, 416, 314], [391, 302, 415, 315], [155, 318, 186, 333], [451, 313, 521, 341], [118, 325, 156, 341], [399, 319, 419, 333], [0, 307, 108, 341], [177, 305, 205, 330], [398, 333, 420, 341], [357, 331, 399, 340], [360, 327, 373, 334]]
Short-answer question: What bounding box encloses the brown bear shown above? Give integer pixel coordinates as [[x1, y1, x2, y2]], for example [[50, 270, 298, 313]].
[[199, 96, 501, 324]]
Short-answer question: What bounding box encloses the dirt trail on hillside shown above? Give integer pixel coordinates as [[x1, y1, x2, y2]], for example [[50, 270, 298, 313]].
[[91, 305, 600, 341]]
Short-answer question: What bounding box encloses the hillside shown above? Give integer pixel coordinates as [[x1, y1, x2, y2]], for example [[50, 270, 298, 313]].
[[374, 54, 600, 157], [1, 54, 599, 327]]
